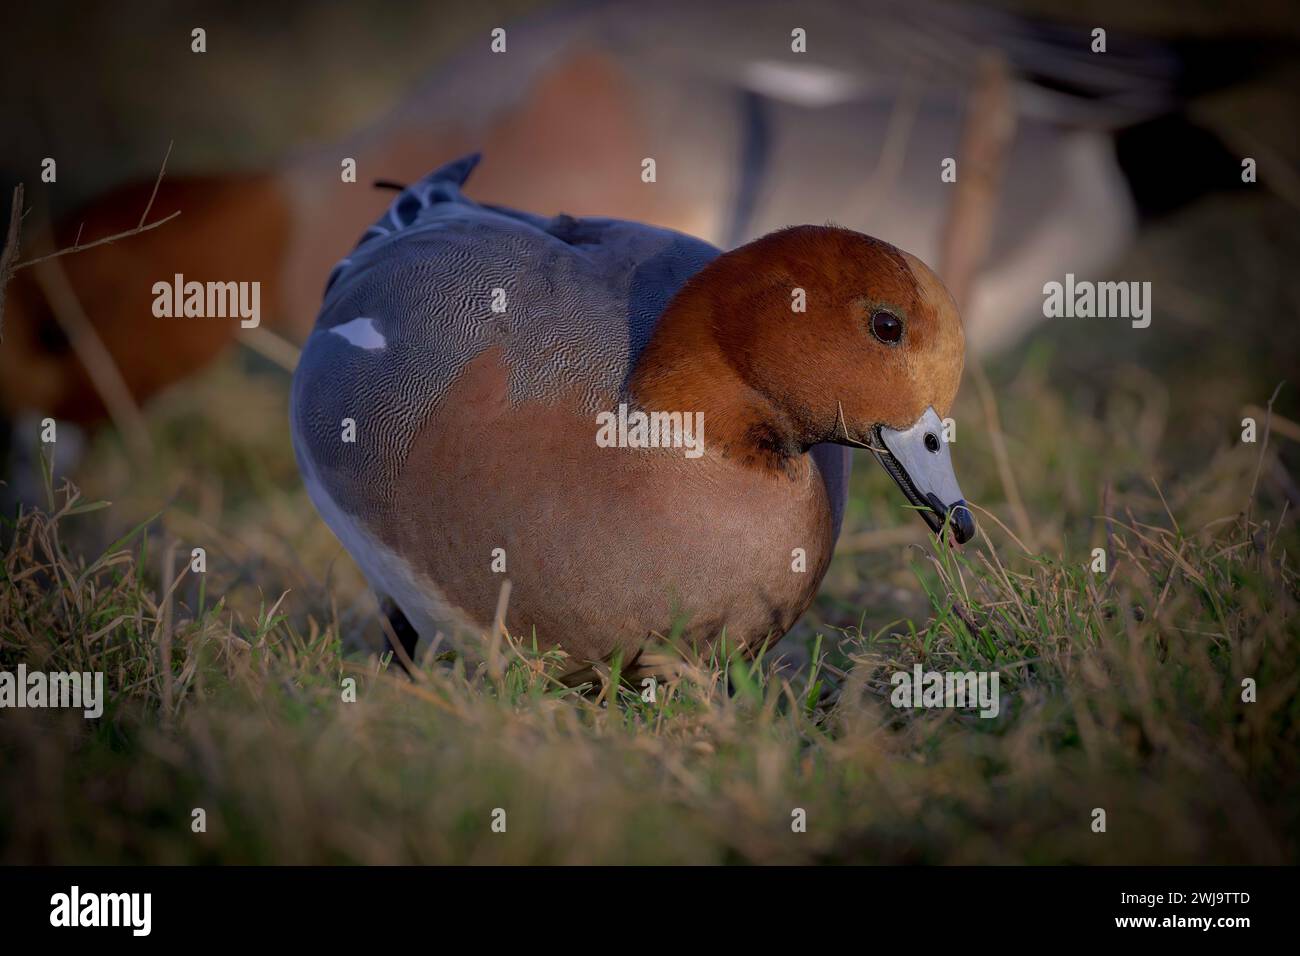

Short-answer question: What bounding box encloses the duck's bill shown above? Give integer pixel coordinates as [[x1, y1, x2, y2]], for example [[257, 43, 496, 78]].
[[873, 407, 975, 545]]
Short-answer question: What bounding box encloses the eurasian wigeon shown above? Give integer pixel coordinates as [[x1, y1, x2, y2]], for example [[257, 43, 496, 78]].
[[290, 154, 974, 670]]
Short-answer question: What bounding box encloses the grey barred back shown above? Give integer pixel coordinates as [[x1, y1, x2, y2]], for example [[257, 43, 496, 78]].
[[290, 153, 721, 516]]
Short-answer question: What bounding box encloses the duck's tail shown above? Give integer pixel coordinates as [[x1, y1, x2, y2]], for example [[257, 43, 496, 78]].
[[391, 152, 481, 212], [996, 18, 1290, 222], [323, 153, 484, 297]]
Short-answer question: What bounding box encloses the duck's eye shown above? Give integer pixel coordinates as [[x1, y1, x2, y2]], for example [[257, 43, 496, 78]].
[[924, 432, 941, 453], [870, 310, 903, 345]]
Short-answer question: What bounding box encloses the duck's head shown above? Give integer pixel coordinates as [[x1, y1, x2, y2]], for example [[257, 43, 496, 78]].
[[634, 224, 974, 544]]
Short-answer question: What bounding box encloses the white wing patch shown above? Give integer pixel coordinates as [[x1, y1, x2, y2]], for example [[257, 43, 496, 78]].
[[329, 316, 387, 350], [741, 61, 863, 107]]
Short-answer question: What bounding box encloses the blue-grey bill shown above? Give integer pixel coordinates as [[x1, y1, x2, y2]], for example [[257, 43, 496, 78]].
[[876, 407, 975, 544]]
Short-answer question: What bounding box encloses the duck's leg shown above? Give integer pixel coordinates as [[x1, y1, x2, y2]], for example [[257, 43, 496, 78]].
[[378, 596, 420, 671]]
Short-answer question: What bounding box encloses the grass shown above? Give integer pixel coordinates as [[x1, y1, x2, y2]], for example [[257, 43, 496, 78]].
[[2, 182, 1299, 865]]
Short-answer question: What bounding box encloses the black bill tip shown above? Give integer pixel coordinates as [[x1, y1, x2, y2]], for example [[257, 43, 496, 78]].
[[950, 501, 975, 544], [925, 493, 976, 545]]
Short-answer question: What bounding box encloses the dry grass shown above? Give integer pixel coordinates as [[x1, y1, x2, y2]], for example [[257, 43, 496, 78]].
[[1, 342, 1296, 863]]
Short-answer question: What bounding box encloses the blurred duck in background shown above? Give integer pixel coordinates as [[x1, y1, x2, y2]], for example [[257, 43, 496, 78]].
[[0, 0, 1259, 499]]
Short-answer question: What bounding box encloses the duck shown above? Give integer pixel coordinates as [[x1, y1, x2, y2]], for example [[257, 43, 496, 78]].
[[290, 154, 974, 670]]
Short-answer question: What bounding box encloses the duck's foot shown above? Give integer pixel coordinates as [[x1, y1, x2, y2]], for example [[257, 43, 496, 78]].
[[378, 596, 420, 673]]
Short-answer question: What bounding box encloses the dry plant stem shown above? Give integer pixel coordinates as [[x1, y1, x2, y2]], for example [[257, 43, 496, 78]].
[[852, 72, 922, 222], [158, 540, 178, 724], [970, 364, 1034, 546], [240, 327, 301, 373], [378, 612, 424, 682], [0, 183, 24, 339], [837, 524, 927, 553], [12, 143, 180, 274], [13, 211, 181, 273], [1247, 382, 1286, 526], [30, 253, 154, 464], [966, 499, 1031, 555], [137, 140, 173, 230], [339, 660, 459, 715], [1101, 480, 1116, 574], [487, 578, 513, 683], [1242, 403, 1300, 444], [937, 51, 1035, 550]]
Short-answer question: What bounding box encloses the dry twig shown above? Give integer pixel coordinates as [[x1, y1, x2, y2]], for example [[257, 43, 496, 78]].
[[0, 184, 24, 339], [937, 51, 1035, 549], [10, 142, 180, 274]]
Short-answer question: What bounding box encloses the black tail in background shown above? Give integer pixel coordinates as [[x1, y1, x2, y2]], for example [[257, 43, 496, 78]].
[[1115, 111, 1253, 223]]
